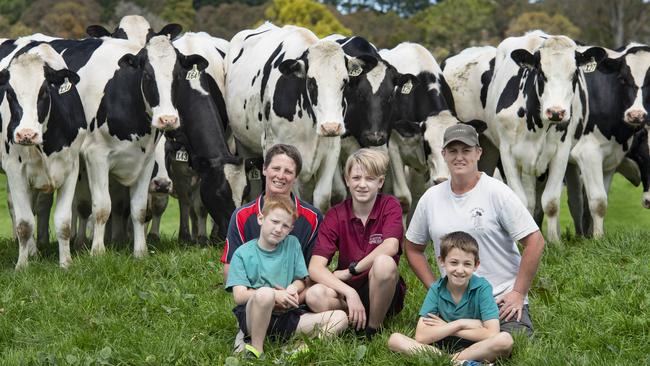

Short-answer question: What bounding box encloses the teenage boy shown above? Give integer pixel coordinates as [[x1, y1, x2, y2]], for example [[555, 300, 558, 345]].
[[226, 196, 348, 358], [307, 148, 405, 339], [388, 231, 513, 365]]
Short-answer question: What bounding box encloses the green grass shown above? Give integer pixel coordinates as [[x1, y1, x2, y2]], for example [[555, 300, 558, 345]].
[[0, 175, 649, 364]]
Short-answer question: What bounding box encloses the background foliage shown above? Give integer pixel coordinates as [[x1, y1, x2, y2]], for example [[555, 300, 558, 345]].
[[2, 0, 650, 58]]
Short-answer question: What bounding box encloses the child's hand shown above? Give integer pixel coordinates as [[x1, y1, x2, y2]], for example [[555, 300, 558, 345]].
[[422, 313, 447, 327], [458, 319, 483, 330], [333, 269, 352, 282], [274, 286, 299, 309]]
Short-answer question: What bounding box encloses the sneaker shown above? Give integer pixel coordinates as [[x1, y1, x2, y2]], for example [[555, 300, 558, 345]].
[[244, 344, 262, 359], [460, 361, 485, 366], [284, 342, 310, 361], [233, 330, 246, 354]]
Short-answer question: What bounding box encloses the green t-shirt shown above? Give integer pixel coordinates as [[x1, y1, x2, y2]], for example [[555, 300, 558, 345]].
[[225, 235, 308, 291], [418, 274, 499, 322]]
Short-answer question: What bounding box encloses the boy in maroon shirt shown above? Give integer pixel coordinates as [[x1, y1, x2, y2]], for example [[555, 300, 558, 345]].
[[307, 148, 406, 339]]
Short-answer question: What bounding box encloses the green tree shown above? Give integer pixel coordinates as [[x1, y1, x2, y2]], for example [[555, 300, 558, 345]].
[[161, 0, 195, 30], [21, 0, 101, 38], [264, 0, 351, 37], [339, 9, 418, 49], [194, 3, 267, 40], [0, 0, 30, 24], [506, 11, 581, 39], [413, 0, 496, 59]]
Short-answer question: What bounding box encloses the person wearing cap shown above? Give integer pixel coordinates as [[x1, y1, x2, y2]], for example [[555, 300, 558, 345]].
[[403, 124, 545, 344]]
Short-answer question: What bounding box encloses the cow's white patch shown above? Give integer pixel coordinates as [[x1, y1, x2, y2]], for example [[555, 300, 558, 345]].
[[366, 62, 386, 94], [118, 15, 151, 47], [147, 35, 179, 125], [224, 163, 247, 207]]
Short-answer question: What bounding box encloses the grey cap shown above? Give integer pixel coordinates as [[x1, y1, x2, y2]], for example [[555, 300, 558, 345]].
[[442, 124, 480, 148]]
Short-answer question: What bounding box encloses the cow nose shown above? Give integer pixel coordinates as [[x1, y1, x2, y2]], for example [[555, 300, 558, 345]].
[[158, 115, 179, 130], [15, 129, 39, 145], [545, 107, 566, 122], [151, 178, 173, 193], [625, 110, 647, 126], [361, 131, 387, 146], [320, 122, 343, 137]]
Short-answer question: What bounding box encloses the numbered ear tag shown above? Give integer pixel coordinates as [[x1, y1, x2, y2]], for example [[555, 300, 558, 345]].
[[581, 58, 597, 73], [175, 149, 189, 162], [58, 78, 72, 94], [401, 80, 413, 94], [247, 167, 261, 181], [348, 65, 362, 77], [186, 64, 200, 80]]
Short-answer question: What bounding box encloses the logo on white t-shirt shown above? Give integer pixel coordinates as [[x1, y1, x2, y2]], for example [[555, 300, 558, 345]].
[[470, 207, 485, 230]]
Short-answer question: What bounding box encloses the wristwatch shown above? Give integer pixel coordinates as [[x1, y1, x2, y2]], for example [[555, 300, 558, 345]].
[[348, 261, 359, 276]]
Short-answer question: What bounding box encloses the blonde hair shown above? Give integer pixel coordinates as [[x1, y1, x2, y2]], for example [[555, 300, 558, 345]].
[[344, 148, 389, 179], [440, 231, 479, 262], [262, 196, 298, 222]]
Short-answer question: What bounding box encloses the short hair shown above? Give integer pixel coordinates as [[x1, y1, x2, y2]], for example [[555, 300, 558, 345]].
[[439, 231, 479, 262], [264, 144, 302, 176], [344, 148, 389, 179], [261, 195, 298, 222]]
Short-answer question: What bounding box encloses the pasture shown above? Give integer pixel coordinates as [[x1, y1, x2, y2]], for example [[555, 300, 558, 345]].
[[0, 175, 649, 365]]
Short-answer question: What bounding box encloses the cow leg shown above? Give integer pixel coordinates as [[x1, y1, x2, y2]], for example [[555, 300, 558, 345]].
[[521, 172, 537, 214], [565, 163, 585, 236], [542, 145, 575, 243], [193, 190, 209, 245], [574, 148, 607, 238], [36, 192, 53, 247], [73, 169, 92, 250], [6, 183, 17, 239], [478, 135, 500, 176], [312, 137, 341, 212], [178, 193, 193, 242], [498, 143, 527, 208], [86, 157, 111, 256], [387, 139, 412, 214], [331, 165, 347, 206], [6, 171, 35, 269], [147, 194, 168, 243], [52, 163, 79, 268], [129, 167, 154, 258]]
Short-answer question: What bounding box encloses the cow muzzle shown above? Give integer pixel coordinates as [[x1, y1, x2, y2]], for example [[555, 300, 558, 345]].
[[319, 122, 344, 137], [545, 107, 566, 122], [625, 110, 647, 126], [149, 178, 173, 194], [156, 115, 180, 131], [15, 128, 40, 145], [360, 131, 387, 146]]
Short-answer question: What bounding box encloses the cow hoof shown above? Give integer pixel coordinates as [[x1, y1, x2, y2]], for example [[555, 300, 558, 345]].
[[90, 246, 106, 256], [15, 261, 28, 271], [197, 236, 210, 246], [60, 257, 72, 269], [73, 237, 87, 252], [147, 233, 160, 243], [134, 249, 149, 258], [178, 233, 193, 243]]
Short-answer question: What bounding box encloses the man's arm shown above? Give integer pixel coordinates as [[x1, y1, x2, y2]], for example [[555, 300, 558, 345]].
[[404, 239, 436, 289], [497, 230, 545, 321], [353, 237, 399, 273]]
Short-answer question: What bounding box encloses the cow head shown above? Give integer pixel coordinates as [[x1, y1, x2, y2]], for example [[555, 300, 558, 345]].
[[87, 16, 182, 49], [1, 50, 80, 146], [598, 46, 650, 127], [345, 59, 419, 146], [278, 40, 376, 137], [118, 34, 207, 131], [511, 36, 606, 123]]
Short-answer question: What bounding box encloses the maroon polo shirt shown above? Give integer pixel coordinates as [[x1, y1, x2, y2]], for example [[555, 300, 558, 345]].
[[312, 194, 405, 288]]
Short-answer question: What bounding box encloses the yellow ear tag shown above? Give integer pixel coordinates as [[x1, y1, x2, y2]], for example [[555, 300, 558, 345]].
[[349, 65, 362, 77], [186, 64, 200, 80], [581, 58, 597, 73], [58, 77, 72, 95], [401, 80, 413, 94]]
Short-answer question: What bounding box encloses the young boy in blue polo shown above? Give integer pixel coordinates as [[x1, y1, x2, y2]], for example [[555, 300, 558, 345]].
[[225, 196, 348, 358], [388, 231, 513, 365]]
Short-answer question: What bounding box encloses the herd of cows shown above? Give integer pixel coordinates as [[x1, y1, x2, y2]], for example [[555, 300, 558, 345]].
[[1, 15, 649, 270]]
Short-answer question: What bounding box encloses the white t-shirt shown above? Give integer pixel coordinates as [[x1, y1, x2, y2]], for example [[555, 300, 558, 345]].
[[406, 173, 539, 301]]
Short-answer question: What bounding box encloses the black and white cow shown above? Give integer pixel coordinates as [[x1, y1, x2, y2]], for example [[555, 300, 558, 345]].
[[483, 31, 605, 242], [146, 134, 173, 243], [48, 28, 208, 257], [0, 44, 86, 269], [378, 42, 460, 212], [566, 44, 650, 236], [226, 23, 376, 211], [170, 32, 246, 241]]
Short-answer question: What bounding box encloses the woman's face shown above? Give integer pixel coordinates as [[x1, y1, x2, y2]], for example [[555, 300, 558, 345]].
[[442, 142, 482, 178], [262, 153, 298, 197]]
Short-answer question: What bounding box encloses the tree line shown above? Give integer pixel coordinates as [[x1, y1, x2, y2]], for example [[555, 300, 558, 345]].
[[2, 0, 650, 59]]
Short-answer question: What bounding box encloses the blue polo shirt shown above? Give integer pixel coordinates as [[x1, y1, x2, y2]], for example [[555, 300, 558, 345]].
[[419, 274, 498, 322]]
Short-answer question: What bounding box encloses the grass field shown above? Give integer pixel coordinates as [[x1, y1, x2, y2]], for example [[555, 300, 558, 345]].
[[0, 175, 649, 365]]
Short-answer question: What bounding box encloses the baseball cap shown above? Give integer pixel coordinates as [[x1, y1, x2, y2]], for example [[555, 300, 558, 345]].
[[442, 124, 480, 148]]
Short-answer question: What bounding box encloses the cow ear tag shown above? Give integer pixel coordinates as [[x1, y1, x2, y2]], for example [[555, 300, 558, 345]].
[[401, 80, 413, 94], [186, 64, 200, 80], [581, 58, 597, 73], [58, 78, 72, 94], [175, 148, 189, 162], [349, 64, 362, 77]]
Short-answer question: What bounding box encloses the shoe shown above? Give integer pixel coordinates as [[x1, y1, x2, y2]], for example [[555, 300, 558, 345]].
[[459, 361, 493, 366], [233, 330, 246, 354], [244, 344, 262, 359], [284, 342, 310, 361]]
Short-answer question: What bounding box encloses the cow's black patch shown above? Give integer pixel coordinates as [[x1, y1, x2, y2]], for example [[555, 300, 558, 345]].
[[244, 29, 271, 41], [272, 73, 315, 123], [264, 102, 271, 121], [517, 107, 526, 118], [496, 68, 524, 114], [0, 39, 17, 61], [215, 47, 226, 59], [89, 118, 95, 132], [4, 141, 9, 154], [49, 38, 103, 72], [260, 43, 284, 103], [243, 100, 246, 109], [574, 118, 584, 140], [480, 58, 495, 109], [41, 80, 86, 155], [258, 112, 262, 121], [232, 48, 244, 64]]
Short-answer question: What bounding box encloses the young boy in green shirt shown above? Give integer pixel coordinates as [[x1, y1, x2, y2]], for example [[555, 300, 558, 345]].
[[225, 196, 348, 358], [388, 231, 513, 365]]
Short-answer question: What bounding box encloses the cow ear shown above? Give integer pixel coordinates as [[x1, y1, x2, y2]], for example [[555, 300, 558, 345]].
[[279, 59, 306, 78], [511, 49, 537, 69], [0, 69, 9, 86], [86, 25, 111, 38], [44, 66, 80, 86], [393, 120, 423, 138], [118, 49, 145, 69], [179, 54, 209, 71], [157, 24, 182, 39], [576, 47, 607, 67], [346, 55, 378, 77], [597, 56, 623, 74], [395, 73, 419, 95]]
